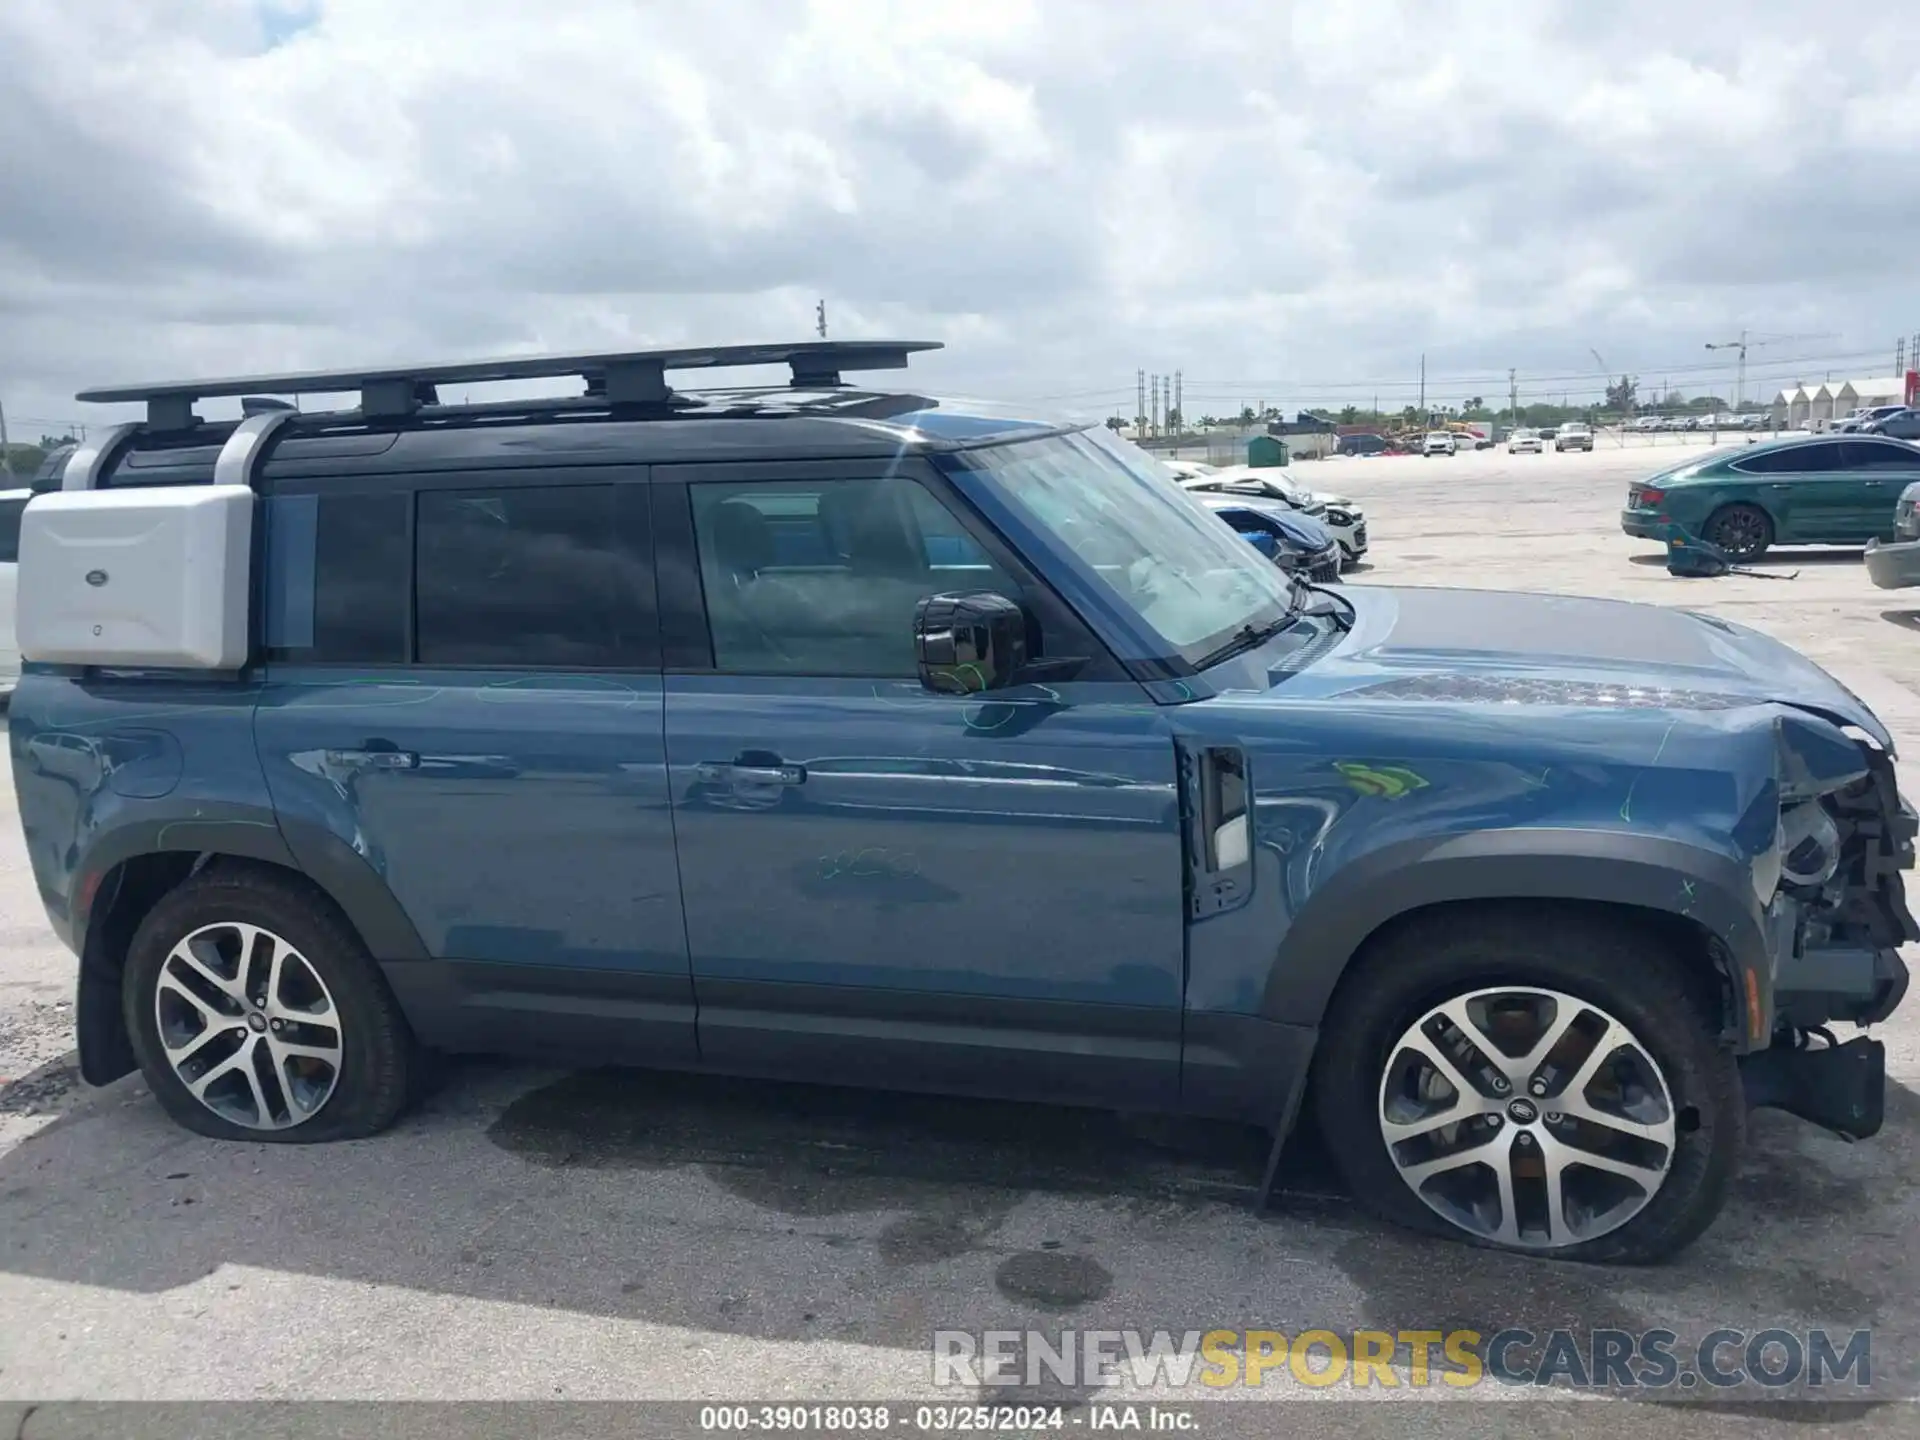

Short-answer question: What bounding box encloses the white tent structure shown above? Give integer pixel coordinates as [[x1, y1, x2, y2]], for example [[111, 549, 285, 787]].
[[1845, 376, 1910, 408]]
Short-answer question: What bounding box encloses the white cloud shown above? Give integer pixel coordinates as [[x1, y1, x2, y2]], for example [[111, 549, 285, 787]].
[[1, 0, 1915, 437]]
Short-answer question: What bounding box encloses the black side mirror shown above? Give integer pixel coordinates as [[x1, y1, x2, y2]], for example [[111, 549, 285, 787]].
[[914, 591, 1030, 694]]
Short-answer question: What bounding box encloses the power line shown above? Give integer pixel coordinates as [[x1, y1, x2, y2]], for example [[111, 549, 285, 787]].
[[1020, 345, 1895, 410]]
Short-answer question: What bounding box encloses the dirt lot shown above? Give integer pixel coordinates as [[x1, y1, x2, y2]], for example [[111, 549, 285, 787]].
[[0, 437, 1916, 1433]]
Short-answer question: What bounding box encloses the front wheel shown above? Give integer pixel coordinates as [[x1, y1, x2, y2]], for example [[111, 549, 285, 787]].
[[1311, 907, 1743, 1263], [1704, 503, 1774, 560], [124, 866, 416, 1142]]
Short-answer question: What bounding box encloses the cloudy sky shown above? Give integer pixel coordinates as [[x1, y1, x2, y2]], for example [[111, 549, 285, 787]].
[[2, 0, 1916, 438]]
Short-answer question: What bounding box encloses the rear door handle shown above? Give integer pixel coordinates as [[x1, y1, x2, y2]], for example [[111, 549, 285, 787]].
[[696, 761, 806, 786]]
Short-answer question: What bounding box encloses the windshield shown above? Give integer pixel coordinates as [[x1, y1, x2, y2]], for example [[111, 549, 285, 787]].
[[953, 429, 1296, 668]]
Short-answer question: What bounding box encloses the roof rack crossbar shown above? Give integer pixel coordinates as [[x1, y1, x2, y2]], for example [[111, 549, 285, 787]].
[[77, 340, 941, 428]]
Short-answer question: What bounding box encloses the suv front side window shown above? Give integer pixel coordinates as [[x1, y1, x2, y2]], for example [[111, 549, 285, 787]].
[[688, 475, 1021, 677]]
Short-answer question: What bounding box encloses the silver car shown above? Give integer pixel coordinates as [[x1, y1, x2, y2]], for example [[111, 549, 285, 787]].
[[1865, 479, 1920, 589]]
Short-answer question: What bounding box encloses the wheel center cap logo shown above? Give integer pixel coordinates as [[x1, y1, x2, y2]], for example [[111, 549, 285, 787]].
[[1506, 1097, 1539, 1124], [246, 1012, 268, 1033]]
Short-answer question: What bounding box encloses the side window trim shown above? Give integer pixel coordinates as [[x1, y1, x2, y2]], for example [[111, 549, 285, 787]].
[[650, 457, 1125, 682]]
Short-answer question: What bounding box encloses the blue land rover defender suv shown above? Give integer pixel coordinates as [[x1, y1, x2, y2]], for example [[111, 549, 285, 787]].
[[10, 341, 1913, 1263]]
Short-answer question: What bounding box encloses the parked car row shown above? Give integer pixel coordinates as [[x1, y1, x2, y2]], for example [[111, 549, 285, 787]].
[[1163, 461, 1370, 571], [1852, 406, 1920, 440], [1833, 405, 1911, 434], [1629, 413, 1770, 433], [1620, 432, 1920, 561]]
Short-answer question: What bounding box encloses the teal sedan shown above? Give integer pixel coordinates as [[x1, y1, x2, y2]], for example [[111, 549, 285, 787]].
[[1620, 435, 1920, 560]]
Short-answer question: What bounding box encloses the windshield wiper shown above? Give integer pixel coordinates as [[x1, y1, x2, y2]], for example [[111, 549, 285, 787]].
[[1298, 580, 1355, 632], [1194, 609, 1301, 669]]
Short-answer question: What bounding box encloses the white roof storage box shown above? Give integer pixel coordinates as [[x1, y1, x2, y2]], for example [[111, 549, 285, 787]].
[[17, 485, 255, 670]]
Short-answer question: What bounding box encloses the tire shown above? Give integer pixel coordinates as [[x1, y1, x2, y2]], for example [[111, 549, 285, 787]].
[[123, 865, 415, 1143], [1704, 502, 1774, 561], [1310, 905, 1743, 1264]]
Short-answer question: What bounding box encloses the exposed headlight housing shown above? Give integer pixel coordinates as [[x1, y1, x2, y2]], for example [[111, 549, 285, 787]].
[[1778, 800, 1841, 889], [1325, 507, 1354, 526]]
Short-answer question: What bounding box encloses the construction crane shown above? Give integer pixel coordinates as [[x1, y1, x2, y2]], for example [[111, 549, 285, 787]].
[[1704, 331, 1838, 408]]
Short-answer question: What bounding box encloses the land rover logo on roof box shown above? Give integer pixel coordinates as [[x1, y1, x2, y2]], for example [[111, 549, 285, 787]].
[[85, 569, 108, 587]]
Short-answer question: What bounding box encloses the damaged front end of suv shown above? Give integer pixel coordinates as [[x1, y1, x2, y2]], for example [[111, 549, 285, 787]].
[[1740, 710, 1917, 1139]]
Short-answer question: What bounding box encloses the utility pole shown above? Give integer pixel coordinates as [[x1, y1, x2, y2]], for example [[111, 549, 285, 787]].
[[1149, 375, 1161, 437], [1706, 331, 1837, 410], [815, 299, 827, 338], [1508, 368, 1518, 428], [1418, 353, 1426, 418], [1704, 329, 1747, 408], [1173, 370, 1183, 434], [1136, 370, 1146, 436]]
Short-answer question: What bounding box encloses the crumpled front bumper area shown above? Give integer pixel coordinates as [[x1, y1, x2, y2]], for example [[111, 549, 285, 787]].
[[1740, 1035, 1888, 1140], [1773, 757, 1915, 1032]]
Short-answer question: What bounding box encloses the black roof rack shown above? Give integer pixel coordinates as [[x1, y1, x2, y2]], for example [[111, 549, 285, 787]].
[[77, 340, 943, 429]]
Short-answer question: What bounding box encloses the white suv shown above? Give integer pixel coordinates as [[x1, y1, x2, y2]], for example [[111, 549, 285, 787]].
[[1422, 432, 1456, 456], [1554, 422, 1594, 452], [0, 487, 29, 697]]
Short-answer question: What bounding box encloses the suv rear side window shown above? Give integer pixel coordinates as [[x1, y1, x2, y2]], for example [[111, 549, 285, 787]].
[[0, 493, 28, 564], [267, 480, 657, 668], [415, 484, 655, 668], [267, 491, 412, 662]]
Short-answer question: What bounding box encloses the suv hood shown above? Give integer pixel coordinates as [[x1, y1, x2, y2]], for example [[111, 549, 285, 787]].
[[1309, 587, 1893, 749]]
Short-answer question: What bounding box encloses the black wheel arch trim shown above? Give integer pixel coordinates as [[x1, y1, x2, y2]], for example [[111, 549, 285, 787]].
[[73, 807, 428, 965], [70, 807, 429, 1087], [1259, 828, 1766, 1034]]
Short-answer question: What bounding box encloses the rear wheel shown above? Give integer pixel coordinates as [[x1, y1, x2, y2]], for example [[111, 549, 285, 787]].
[[124, 866, 415, 1142], [1704, 503, 1774, 560], [1311, 907, 1743, 1263]]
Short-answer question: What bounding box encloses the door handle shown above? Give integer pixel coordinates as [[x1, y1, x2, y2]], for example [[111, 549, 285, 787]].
[[324, 747, 420, 771], [696, 761, 806, 786]]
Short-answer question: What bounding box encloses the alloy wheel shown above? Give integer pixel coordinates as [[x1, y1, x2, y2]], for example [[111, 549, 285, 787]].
[[1710, 509, 1769, 559], [153, 922, 344, 1130], [1377, 986, 1676, 1250]]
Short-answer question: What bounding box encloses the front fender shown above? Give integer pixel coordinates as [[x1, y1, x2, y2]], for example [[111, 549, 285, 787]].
[[1258, 827, 1768, 1035]]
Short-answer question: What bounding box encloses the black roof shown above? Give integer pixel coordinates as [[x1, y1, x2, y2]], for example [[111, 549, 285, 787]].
[[86, 389, 1081, 489]]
